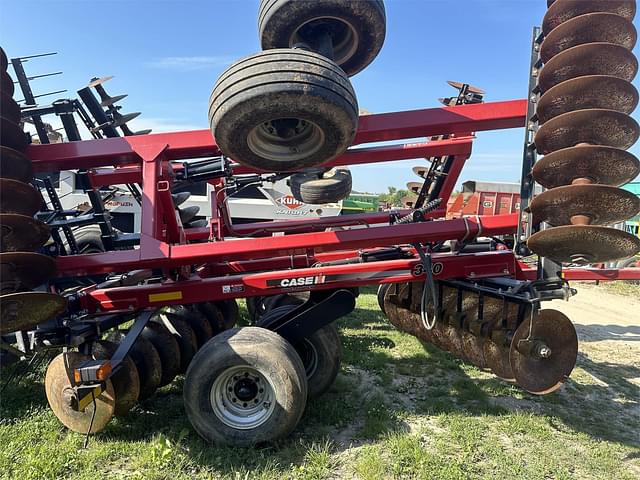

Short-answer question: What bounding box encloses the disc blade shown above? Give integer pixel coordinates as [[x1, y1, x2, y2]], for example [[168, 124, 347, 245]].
[[461, 331, 486, 368], [484, 339, 515, 381], [0, 178, 41, 216], [172, 191, 190, 206], [1, 91, 21, 123], [45, 352, 115, 433], [527, 225, 640, 264], [0, 291, 66, 334], [87, 76, 113, 88], [111, 112, 140, 127], [0, 47, 7, 71], [186, 219, 208, 228], [134, 129, 152, 135], [178, 205, 199, 224], [1, 70, 14, 98], [510, 309, 578, 395], [543, 0, 636, 35], [447, 80, 486, 95], [532, 145, 640, 188], [412, 166, 428, 179], [0, 252, 56, 293], [540, 13, 637, 64], [0, 214, 50, 252], [536, 76, 638, 124], [538, 43, 638, 93], [529, 184, 640, 226], [406, 181, 423, 194], [0, 146, 32, 182], [400, 196, 416, 208], [91, 340, 140, 417], [0, 116, 28, 152], [534, 109, 639, 155], [100, 93, 128, 107]]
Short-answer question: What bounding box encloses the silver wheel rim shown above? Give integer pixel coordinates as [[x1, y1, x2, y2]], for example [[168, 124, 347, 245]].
[[210, 365, 275, 430], [247, 118, 325, 164], [290, 16, 359, 67]]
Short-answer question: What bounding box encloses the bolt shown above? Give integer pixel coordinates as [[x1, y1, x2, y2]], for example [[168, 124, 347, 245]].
[[232, 397, 237, 403], [263, 401, 271, 409], [254, 399, 259, 403], [259, 388, 264, 393], [243, 402, 248, 408], [536, 344, 552, 359], [228, 387, 232, 392]]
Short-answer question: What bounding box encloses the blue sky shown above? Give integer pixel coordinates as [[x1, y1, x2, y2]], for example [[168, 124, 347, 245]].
[[1, 0, 638, 193]]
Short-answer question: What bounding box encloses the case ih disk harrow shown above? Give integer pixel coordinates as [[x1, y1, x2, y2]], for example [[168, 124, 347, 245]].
[[2, 0, 640, 446]]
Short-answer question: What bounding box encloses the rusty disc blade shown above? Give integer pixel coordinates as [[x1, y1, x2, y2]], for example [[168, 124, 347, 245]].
[[538, 43, 638, 93], [0, 146, 32, 182], [0, 291, 66, 334], [530, 185, 640, 226], [91, 340, 140, 417], [107, 330, 163, 401], [406, 181, 423, 194], [543, 0, 636, 35], [1, 70, 14, 98], [534, 109, 639, 155], [528, 225, 640, 264], [447, 80, 485, 95], [0, 47, 6, 71], [461, 331, 486, 368], [536, 76, 638, 125], [0, 252, 56, 294], [484, 339, 514, 380], [540, 13, 637, 64], [1, 92, 20, 124], [0, 116, 28, 152], [87, 76, 113, 88], [441, 323, 465, 358], [45, 352, 115, 434], [532, 145, 640, 188], [400, 196, 416, 208], [0, 214, 50, 252], [0, 178, 41, 216], [510, 309, 578, 395], [413, 166, 428, 179]]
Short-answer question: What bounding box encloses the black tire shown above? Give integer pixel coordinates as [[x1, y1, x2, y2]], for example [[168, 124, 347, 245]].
[[215, 299, 240, 330], [290, 167, 352, 204], [140, 322, 181, 387], [153, 312, 199, 373], [106, 331, 162, 401], [196, 302, 228, 334], [183, 327, 307, 446], [209, 49, 358, 172], [259, 304, 341, 397], [617, 256, 640, 284], [259, 0, 386, 76], [245, 297, 264, 323], [377, 284, 391, 314], [71, 225, 105, 254], [91, 340, 140, 416]]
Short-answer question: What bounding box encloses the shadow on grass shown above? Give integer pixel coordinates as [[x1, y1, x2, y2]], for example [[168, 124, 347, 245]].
[[575, 323, 640, 342]]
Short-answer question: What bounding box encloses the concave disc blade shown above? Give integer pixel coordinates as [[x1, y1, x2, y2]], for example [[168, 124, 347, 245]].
[[91, 340, 140, 417], [406, 181, 423, 194], [540, 12, 637, 64], [461, 331, 486, 368], [529, 184, 640, 226], [447, 80, 485, 94], [0, 291, 66, 334], [178, 205, 199, 224], [0, 214, 50, 252], [1, 70, 14, 98], [527, 225, 640, 264], [532, 145, 640, 188], [484, 339, 514, 381], [0, 47, 7, 71], [413, 166, 428, 179], [1, 92, 21, 124], [536, 75, 638, 125], [543, 0, 636, 35], [0, 252, 56, 293], [45, 352, 115, 433], [534, 109, 639, 155], [87, 76, 113, 88], [0, 146, 32, 183], [0, 178, 41, 216], [510, 309, 578, 395], [538, 43, 638, 93], [0, 116, 28, 152]]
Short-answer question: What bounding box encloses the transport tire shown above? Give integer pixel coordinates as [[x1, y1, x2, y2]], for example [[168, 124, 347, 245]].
[[259, 304, 341, 398], [152, 311, 199, 373], [617, 256, 640, 284], [290, 167, 352, 204], [183, 327, 307, 446], [245, 296, 265, 323], [140, 322, 182, 387], [72, 225, 105, 254], [258, 0, 386, 76], [215, 299, 240, 330], [209, 49, 358, 172]]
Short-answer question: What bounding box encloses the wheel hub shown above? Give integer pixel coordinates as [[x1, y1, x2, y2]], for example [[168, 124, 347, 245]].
[[247, 118, 325, 163]]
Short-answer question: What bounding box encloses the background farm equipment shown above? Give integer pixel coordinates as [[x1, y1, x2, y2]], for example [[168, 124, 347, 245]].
[[1, 0, 640, 447]]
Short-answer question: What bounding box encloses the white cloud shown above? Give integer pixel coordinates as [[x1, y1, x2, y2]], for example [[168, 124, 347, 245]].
[[145, 56, 236, 71]]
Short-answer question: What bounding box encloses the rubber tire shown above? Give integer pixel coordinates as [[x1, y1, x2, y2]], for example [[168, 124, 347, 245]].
[[140, 322, 182, 387], [259, 304, 341, 397], [196, 302, 228, 334], [258, 0, 386, 76], [71, 225, 105, 254], [377, 284, 391, 314], [153, 312, 199, 373], [183, 327, 307, 446], [617, 256, 640, 284], [246, 297, 264, 323], [106, 331, 163, 401], [209, 49, 358, 172], [290, 167, 352, 204], [215, 299, 240, 330]]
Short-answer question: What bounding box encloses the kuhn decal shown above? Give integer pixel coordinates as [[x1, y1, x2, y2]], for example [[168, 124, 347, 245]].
[[276, 195, 304, 210]]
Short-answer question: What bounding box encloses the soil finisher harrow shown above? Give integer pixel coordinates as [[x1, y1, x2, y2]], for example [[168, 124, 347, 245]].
[[1, 0, 640, 446]]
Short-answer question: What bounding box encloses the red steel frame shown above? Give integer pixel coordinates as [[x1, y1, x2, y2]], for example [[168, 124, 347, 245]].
[[25, 99, 640, 314]]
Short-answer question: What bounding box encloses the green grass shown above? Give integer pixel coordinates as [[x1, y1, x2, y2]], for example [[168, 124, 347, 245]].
[[1, 289, 639, 479]]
